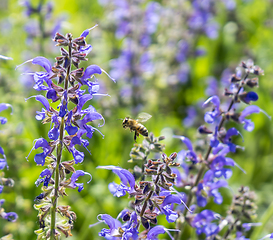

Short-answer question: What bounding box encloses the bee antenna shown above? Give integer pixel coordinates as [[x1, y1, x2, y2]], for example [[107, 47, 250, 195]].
[[117, 118, 123, 121]]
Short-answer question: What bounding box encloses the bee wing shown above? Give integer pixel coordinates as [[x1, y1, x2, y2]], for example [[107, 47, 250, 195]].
[[136, 112, 152, 123]]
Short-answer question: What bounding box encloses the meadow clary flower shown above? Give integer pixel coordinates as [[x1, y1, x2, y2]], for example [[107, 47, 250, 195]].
[[1, 211, 18, 222], [68, 170, 92, 192], [35, 168, 52, 187], [202, 95, 221, 124], [147, 225, 177, 240], [191, 209, 220, 237], [97, 166, 135, 196], [196, 170, 228, 207], [32, 138, 52, 166], [173, 136, 198, 163], [97, 210, 139, 239], [238, 105, 271, 132]]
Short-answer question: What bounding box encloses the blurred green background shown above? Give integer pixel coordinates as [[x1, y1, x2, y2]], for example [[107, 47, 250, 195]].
[[1, 0, 273, 239]]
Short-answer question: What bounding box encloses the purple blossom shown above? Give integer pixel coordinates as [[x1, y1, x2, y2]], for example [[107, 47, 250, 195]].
[[196, 170, 228, 207], [65, 111, 78, 135], [203, 95, 221, 124], [16, 56, 54, 92], [35, 169, 52, 187], [173, 136, 198, 163], [68, 170, 92, 192], [97, 166, 135, 196], [74, 104, 105, 139], [32, 138, 52, 166], [160, 194, 183, 223], [209, 156, 233, 179], [97, 210, 139, 240], [238, 106, 271, 132], [2, 212, 18, 222], [191, 209, 220, 237], [97, 214, 122, 239], [239, 91, 259, 104], [147, 225, 177, 240], [210, 126, 220, 148]]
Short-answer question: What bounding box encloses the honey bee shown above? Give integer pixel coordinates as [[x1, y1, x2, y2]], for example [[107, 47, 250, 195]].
[[122, 112, 152, 141]]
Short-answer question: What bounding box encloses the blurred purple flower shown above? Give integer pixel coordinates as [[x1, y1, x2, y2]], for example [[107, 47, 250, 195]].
[[191, 209, 220, 237]]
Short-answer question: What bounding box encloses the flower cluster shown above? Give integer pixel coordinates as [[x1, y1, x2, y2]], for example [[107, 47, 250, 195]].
[[172, 60, 269, 239], [153, 0, 236, 88], [19, 0, 65, 89], [0, 103, 18, 228], [21, 0, 63, 53], [96, 133, 186, 239], [94, 60, 269, 240], [19, 27, 114, 239], [99, 0, 160, 112]]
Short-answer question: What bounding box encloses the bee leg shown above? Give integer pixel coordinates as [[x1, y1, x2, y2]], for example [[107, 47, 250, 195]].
[[134, 131, 137, 142]]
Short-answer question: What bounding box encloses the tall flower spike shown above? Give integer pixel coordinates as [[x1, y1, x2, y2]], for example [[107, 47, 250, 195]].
[[174, 60, 267, 240], [0, 102, 18, 230], [21, 27, 114, 239]]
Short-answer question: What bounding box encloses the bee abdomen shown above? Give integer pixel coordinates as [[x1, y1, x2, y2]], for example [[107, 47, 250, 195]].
[[137, 124, 148, 137]]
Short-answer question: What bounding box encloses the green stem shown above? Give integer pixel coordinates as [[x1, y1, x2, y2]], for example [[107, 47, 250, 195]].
[[50, 39, 72, 240]]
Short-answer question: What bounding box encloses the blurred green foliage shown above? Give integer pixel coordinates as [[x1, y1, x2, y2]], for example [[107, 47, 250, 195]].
[[1, 0, 273, 239]]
